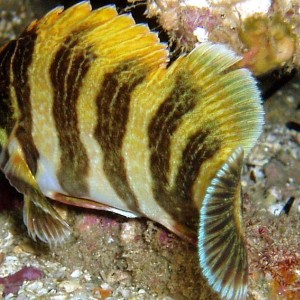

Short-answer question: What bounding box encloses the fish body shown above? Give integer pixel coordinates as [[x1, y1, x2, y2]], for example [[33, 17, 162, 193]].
[[0, 2, 264, 299]]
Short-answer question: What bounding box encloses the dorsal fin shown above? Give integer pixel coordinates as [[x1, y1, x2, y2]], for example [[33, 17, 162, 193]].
[[199, 147, 248, 300], [163, 42, 264, 203], [31, 1, 168, 72]]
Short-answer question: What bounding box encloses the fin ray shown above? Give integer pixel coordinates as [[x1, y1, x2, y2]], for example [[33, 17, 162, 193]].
[[186, 46, 263, 156], [199, 147, 248, 300], [33, 2, 168, 74], [4, 148, 70, 246]]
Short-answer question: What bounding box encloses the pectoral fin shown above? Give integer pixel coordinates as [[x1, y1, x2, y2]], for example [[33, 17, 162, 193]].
[[198, 147, 248, 300], [3, 148, 70, 246]]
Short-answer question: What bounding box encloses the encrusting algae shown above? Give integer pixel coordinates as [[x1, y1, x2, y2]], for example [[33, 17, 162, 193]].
[[0, 2, 264, 299], [238, 13, 296, 75], [144, 0, 299, 76]]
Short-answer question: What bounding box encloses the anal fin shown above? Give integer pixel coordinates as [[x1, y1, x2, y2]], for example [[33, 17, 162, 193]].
[[4, 147, 70, 246], [199, 147, 248, 300]]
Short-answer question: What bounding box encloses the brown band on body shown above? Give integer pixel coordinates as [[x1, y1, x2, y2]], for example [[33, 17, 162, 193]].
[[94, 61, 146, 212], [12, 29, 40, 175], [174, 129, 221, 228], [148, 72, 220, 231], [50, 35, 93, 197], [0, 41, 17, 137]]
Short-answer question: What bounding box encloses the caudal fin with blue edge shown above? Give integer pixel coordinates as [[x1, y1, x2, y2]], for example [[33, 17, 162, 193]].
[[199, 147, 248, 300]]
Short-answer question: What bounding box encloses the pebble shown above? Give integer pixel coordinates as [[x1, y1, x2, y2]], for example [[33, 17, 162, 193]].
[[24, 280, 44, 294], [268, 203, 284, 216], [47, 295, 68, 300], [70, 269, 82, 278], [13, 242, 36, 255], [120, 222, 136, 244], [59, 280, 81, 293], [83, 271, 92, 282]]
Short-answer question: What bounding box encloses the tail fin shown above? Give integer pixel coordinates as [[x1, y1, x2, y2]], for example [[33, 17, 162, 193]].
[[199, 147, 248, 300]]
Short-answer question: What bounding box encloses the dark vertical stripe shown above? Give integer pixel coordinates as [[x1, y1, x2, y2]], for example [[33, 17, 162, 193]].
[[12, 29, 39, 175], [175, 130, 220, 202], [94, 61, 146, 211], [50, 35, 93, 197], [0, 41, 17, 136], [0, 41, 17, 165], [148, 73, 198, 186], [148, 72, 220, 231]]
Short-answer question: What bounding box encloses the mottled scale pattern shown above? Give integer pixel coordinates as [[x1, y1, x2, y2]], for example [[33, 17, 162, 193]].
[[0, 2, 264, 300]]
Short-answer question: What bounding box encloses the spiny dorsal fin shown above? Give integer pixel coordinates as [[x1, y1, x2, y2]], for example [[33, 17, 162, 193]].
[[32, 1, 168, 72], [199, 147, 248, 300]]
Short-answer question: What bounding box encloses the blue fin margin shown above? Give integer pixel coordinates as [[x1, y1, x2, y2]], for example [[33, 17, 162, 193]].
[[199, 147, 248, 300]]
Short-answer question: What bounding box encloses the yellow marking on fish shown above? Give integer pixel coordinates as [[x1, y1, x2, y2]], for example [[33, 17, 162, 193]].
[[0, 2, 264, 299]]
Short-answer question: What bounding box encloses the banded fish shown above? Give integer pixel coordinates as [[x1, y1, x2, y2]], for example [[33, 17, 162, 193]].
[[0, 2, 264, 299]]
